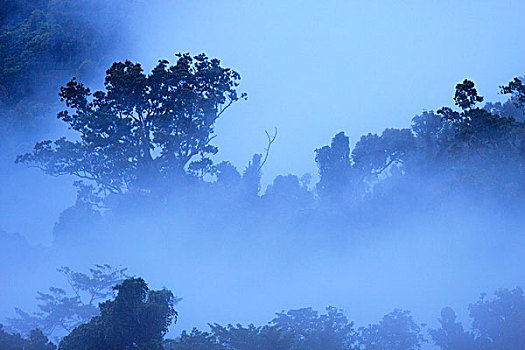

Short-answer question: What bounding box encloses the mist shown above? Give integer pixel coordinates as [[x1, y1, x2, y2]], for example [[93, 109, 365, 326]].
[[1, 1, 525, 350], [127, 1, 525, 182]]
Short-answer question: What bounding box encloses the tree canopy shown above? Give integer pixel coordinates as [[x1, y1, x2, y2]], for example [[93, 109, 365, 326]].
[[0, 0, 126, 107], [59, 278, 177, 350], [17, 54, 245, 196], [8, 265, 128, 338], [3, 275, 525, 350], [0, 325, 56, 350]]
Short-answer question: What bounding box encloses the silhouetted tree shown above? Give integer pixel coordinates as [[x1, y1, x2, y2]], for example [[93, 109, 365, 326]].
[[0, 0, 126, 107], [358, 309, 424, 350], [17, 54, 245, 196], [164, 328, 218, 350], [484, 100, 525, 121], [501, 77, 525, 109], [0, 325, 56, 350], [315, 132, 353, 199], [59, 278, 177, 350], [272, 306, 357, 350], [8, 265, 128, 338], [453, 79, 484, 111], [352, 128, 415, 178], [212, 323, 294, 350], [167, 306, 355, 350], [242, 153, 263, 197], [468, 287, 525, 349], [264, 174, 314, 212], [429, 307, 476, 350], [430, 287, 525, 349]]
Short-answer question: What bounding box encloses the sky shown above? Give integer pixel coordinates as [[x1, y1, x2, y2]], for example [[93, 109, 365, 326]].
[[124, 0, 525, 185]]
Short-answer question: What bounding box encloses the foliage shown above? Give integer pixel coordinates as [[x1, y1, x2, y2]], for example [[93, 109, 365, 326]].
[[167, 306, 355, 350], [0, 324, 56, 350], [313, 78, 525, 203], [315, 132, 353, 199], [242, 153, 263, 197], [429, 307, 475, 350], [430, 287, 525, 349], [358, 309, 424, 350], [4, 279, 525, 350], [17, 54, 245, 196], [263, 174, 313, 211], [453, 79, 484, 111], [7, 265, 128, 338], [469, 287, 525, 349], [59, 277, 178, 350], [0, 0, 124, 106], [272, 306, 357, 350], [13, 37, 525, 211], [352, 128, 415, 178], [501, 77, 525, 109], [215, 161, 242, 189], [164, 328, 218, 350], [484, 100, 524, 122], [210, 324, 294, 350]]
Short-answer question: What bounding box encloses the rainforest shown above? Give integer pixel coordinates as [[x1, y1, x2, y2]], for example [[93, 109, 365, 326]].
[[1, 1, 525, 349]]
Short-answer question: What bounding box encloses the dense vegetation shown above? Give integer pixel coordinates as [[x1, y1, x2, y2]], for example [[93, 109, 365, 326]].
[[0, 0, 128, 137], [2, 271, 524, 349], [0, 0, 130, 103], [13, 55, 525, 243]]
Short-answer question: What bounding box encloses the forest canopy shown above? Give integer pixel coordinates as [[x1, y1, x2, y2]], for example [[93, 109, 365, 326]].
[[16, 66, 525, 220], [3, 273, 525, 349]]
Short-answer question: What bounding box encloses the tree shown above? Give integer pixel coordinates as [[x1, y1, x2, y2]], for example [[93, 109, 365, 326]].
[[315, 132, 353, 199], [316, 128, 415, 202], [166, 306, 354, 350], [59, 277, 178, 350], [164, 328, 219, 350], [8, 265, 128, 339], [166, 324, 294, 350], [0, 0, 126, 106], [215, 161, 242, 189], [429, 307, 476, 350], [352, 133, 384, 176], [454, 79, 484, 111], [272, 306, 357, 350], [410, 111, 453, 171], [352, 128, 415, 177], [264, 174, 313, 211], [430, 287, 525, 349], [484, 100, 525, 121], [210, 323, 294, 350], [436, 80, 525, 185], [468, 287, 525, 349], [240, 129, 277, 198], [358, 309, 424, 350], [17, 53, 245, 196], [52, 194, 102, 243], [501, 77, 525, 109], [0, 324, 56, 350], [242, 153, 263, 197]]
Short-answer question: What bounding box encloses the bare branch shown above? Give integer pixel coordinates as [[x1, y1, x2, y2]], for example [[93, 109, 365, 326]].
[[258, 127, 277, 171]]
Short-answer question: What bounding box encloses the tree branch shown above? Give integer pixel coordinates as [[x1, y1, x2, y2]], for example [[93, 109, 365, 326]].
[[258, 127, 277, 171]]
